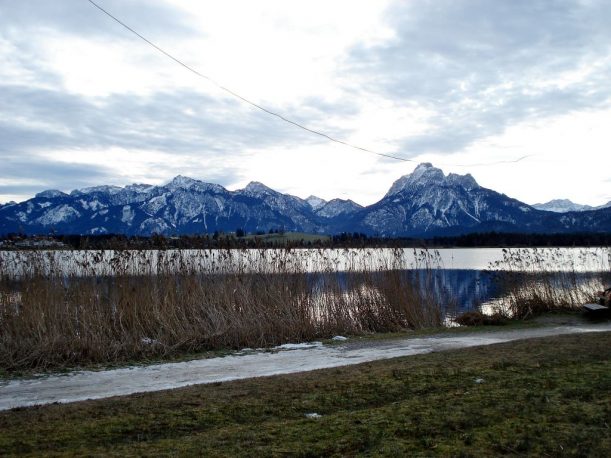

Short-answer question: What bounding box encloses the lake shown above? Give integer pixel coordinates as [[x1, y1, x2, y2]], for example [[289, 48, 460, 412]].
[[1, 247, 609, 276], [1, 247, 609, 312]]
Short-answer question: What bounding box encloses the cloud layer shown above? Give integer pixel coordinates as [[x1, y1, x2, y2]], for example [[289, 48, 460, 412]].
[[348, 0, 611, 155], [1, 0, 610, 206]]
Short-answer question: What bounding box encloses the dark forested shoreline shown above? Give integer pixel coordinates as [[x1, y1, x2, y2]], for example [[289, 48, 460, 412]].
[[1, 231, 610, 250]]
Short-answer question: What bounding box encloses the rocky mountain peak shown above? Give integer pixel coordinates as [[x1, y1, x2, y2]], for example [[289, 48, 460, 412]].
[[532, 199, 592, 213], [385, 163, 444, 197], [315, 198, 363, 218], [306, 195, 327, 210], [385, 163, 480, 197], [125, 183, 154, 194], [165, 175, 224, 194], [166, 175, 199, 189], [35, 189, 69, 199], [243, 181, 274, 195], [411, 162, 438, 179], [446, 173, 480, 191], [70, 185, 122, 197]]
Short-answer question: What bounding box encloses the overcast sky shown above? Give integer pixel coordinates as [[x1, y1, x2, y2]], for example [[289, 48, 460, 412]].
[[1, 0, 610, 206]]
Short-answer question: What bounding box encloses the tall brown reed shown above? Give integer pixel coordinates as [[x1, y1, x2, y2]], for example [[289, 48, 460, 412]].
[[0, 247, 446, 372], [489, 247, 611, 318]]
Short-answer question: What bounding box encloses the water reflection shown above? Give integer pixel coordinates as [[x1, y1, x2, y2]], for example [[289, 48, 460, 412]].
[[2, 247, 609, 322], [318, 269, 609, 315]]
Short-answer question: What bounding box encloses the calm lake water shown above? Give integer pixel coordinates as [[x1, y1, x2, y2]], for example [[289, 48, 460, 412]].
[[1, 247, 609, 276], [1, 247, 609, 311]]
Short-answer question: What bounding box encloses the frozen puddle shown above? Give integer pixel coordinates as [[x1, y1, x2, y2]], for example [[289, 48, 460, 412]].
[[1, 323, 610, 411]]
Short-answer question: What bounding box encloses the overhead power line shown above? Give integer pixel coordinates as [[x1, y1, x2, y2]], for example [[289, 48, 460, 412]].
[[87, 0, 413, 163], [87, 0, 532, 168]]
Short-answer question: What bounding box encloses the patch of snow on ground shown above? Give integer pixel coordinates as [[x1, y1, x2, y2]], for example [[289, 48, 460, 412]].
[[1, 324, 611, 411], [275, 341, 323, 350]]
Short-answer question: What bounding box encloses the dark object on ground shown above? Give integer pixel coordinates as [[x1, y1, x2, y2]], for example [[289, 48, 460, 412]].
[[454, 311, 508, 326], [583, 303, 609, 313], [596, 287, 611, 306], [583, 287, 610, 314]]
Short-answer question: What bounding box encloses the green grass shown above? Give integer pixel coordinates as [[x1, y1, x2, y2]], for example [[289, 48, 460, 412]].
[[1, 331, 610, 456]]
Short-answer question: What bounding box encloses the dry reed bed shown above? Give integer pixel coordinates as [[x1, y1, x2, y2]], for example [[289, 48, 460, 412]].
[[489, 247, 611, 318], [3, 247, 608, 372], [0, 248, 444, 278], [0, 248, 445, 372]]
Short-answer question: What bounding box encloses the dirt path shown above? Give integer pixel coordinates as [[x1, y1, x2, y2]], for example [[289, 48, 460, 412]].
[[2, 322, 610, 411]]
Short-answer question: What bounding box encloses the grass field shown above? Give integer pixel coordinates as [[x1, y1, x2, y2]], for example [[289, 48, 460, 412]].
[[1, 331, 609, 456]]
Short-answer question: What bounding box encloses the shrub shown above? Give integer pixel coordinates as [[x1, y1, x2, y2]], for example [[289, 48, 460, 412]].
[[454, 311, 508, 326]]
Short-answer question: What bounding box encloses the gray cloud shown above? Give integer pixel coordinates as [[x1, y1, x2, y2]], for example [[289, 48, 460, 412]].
[[0, 150, 246, 198], [0, 0, 197, 41], [0, 155, 116, 195], [0, 84, 337, 154], [347, 0, 611, 155], [0, 81, 357, 198]]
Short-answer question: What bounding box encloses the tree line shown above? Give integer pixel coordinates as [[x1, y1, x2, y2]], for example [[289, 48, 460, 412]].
[[1, 230, 610, 250]]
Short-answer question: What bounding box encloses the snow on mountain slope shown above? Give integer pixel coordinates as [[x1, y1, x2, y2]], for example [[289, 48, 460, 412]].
[[532, 198, 611, 213], [306, 196, 327, 211], [238, 182, 320, 232], [1, 165, 610, 236], [35, 204, 81, 226], [345, 163, 543, 236], [36, 190, 69, 199], [315, 199, 363, 219]]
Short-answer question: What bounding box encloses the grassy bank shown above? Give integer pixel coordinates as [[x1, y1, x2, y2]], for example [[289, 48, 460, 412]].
[[1, 332, 610, 456]]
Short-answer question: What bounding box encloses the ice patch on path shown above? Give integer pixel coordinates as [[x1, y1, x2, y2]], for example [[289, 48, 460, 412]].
[[2, 323, 611, 411], [275, 341, 323, 350]]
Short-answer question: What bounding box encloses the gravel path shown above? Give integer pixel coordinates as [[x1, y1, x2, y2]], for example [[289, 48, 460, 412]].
[[1, 322, 610, 411]]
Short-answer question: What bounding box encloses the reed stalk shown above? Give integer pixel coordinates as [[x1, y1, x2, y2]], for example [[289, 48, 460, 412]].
[[0, 247, 445, 372], [489, 247, 611, 318]]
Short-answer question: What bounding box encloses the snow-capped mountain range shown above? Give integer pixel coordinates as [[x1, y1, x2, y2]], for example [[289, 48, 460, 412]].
[[532, 199, 611, 213], [1, 163, 610, 236]]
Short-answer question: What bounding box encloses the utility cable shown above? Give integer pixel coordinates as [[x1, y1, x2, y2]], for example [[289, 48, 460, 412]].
[[88, 0, 533, 167], [88, 0, 413, 163]]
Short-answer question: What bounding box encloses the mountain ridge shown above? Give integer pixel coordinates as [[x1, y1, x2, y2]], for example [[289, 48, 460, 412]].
[[1, 164, 610, 236], [533, 198, 611, 213]]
